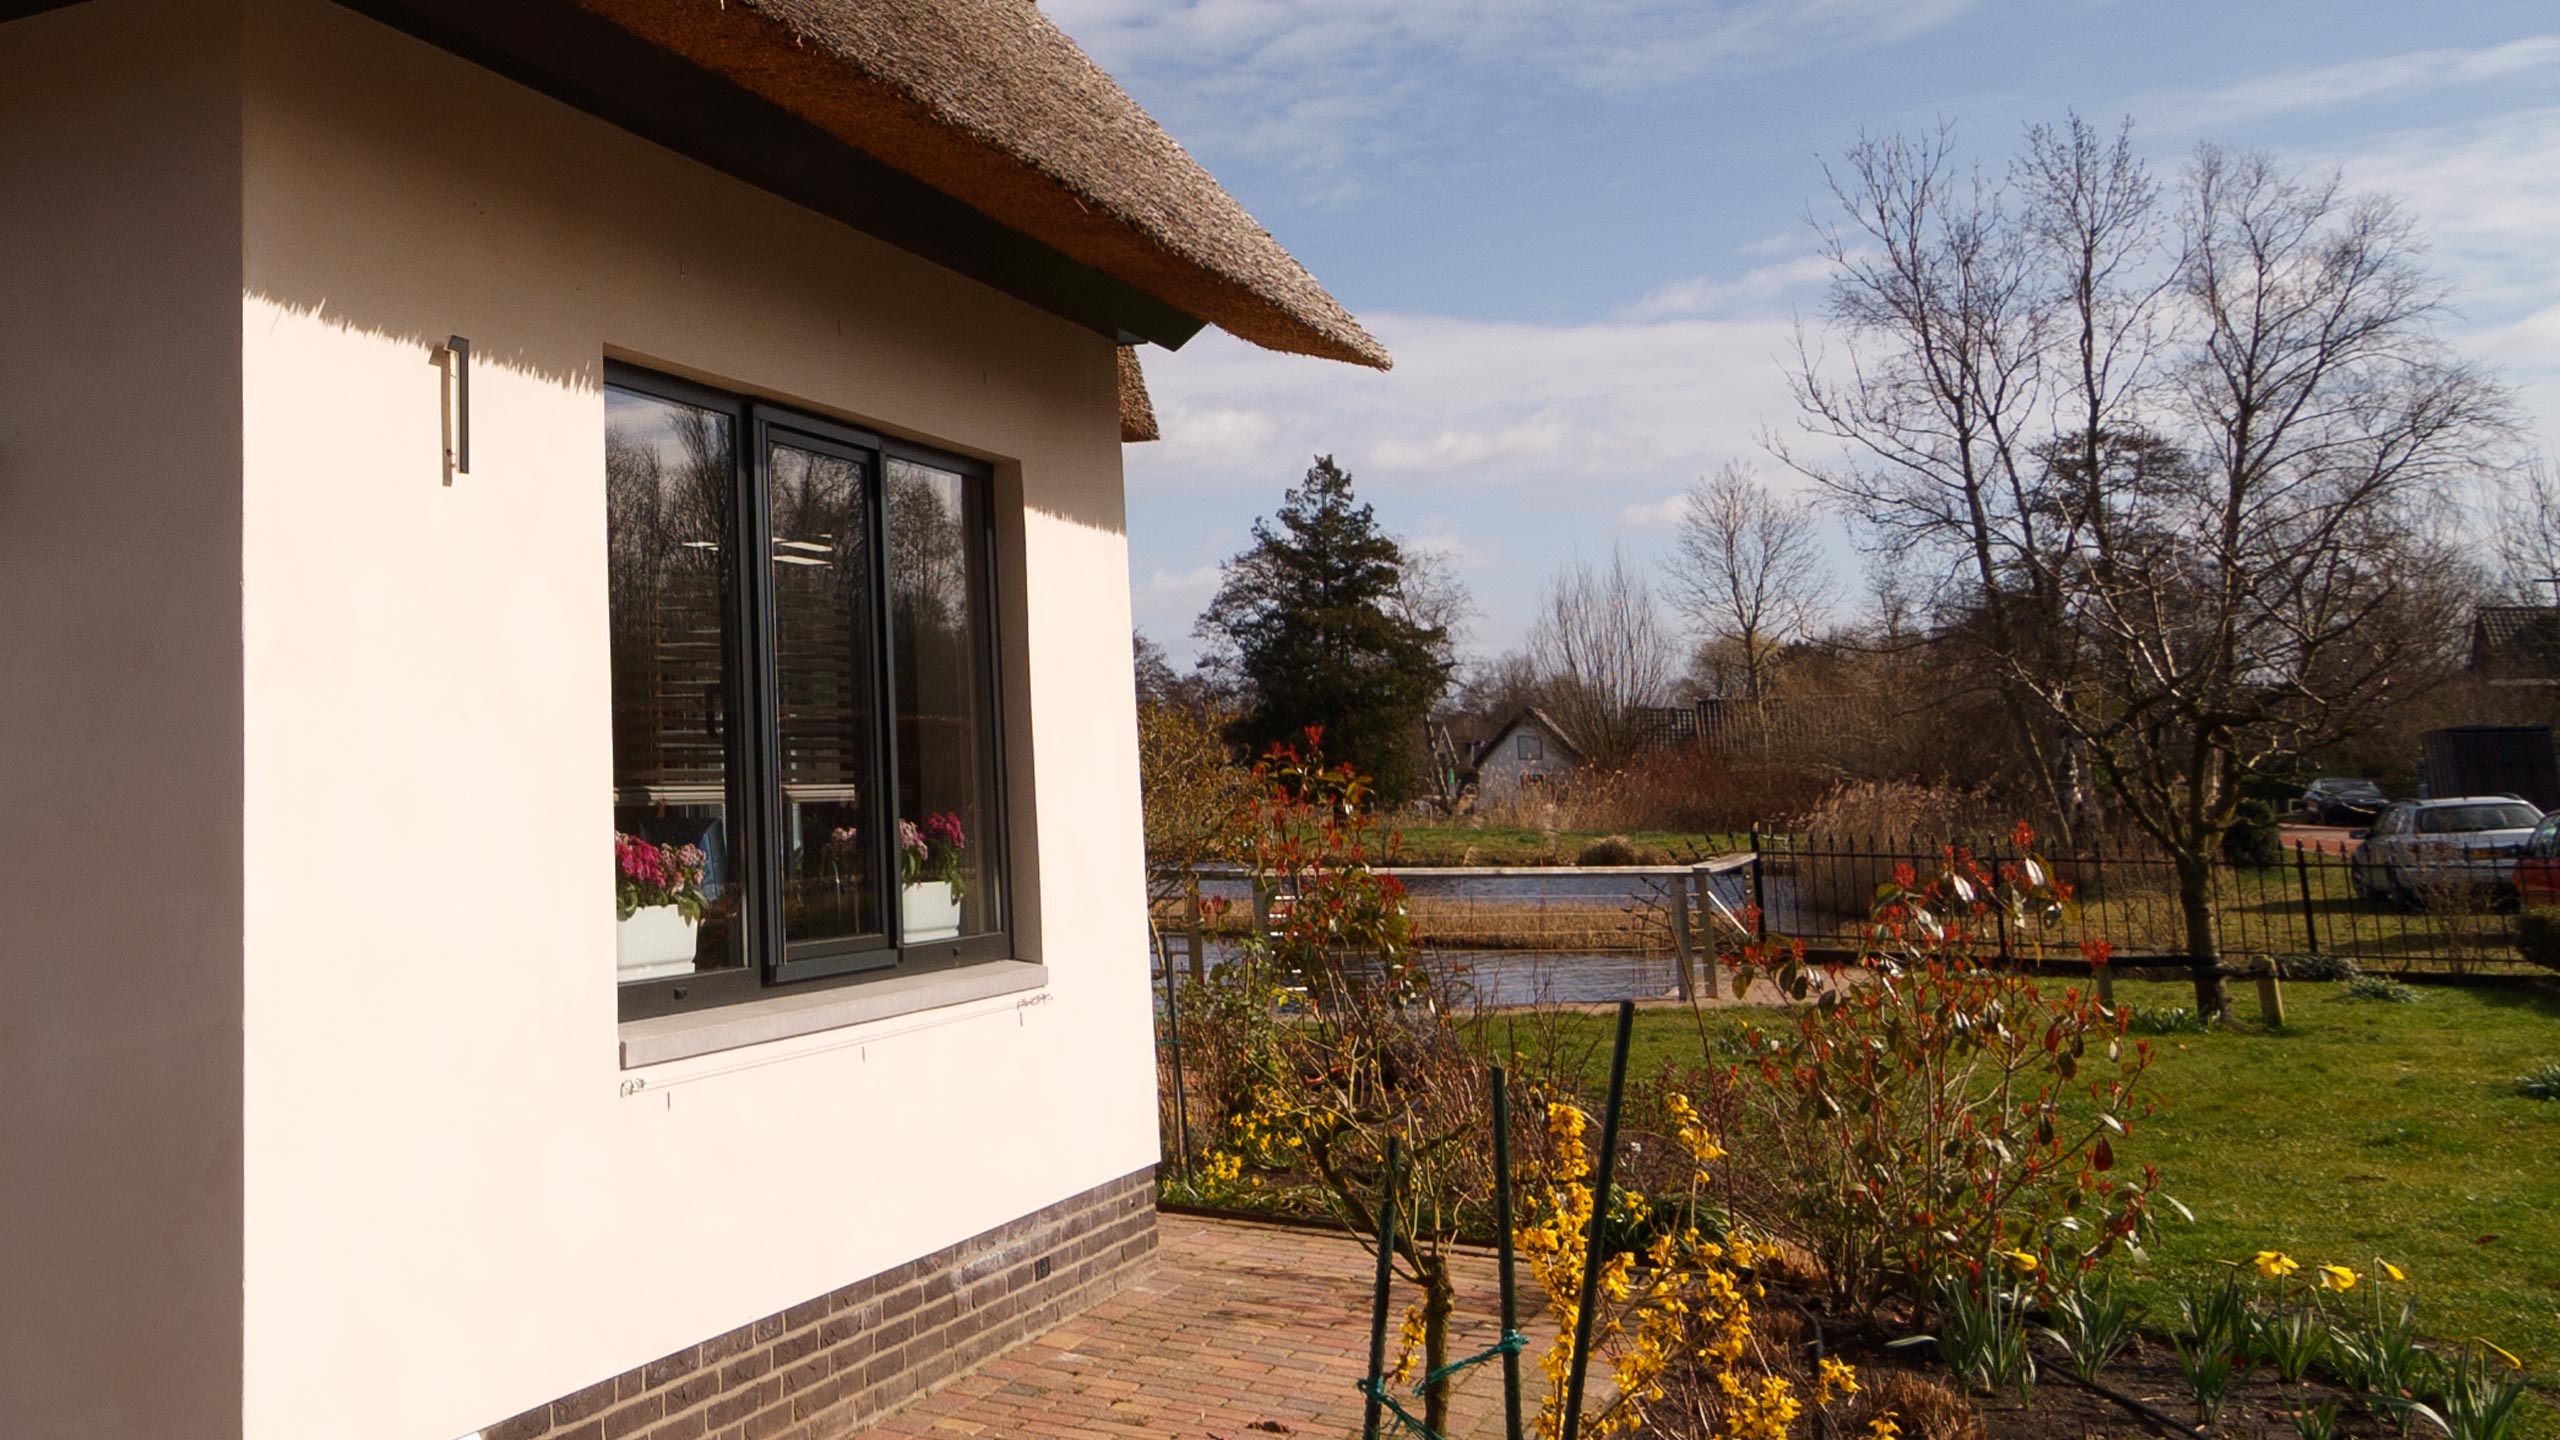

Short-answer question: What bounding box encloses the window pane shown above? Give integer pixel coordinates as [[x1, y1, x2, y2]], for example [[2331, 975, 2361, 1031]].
[[889, 458, 1000, 942], [607, 387, 743, 982], [771, 440, 884, 953]]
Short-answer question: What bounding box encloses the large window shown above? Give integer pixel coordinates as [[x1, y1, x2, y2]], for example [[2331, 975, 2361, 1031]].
[[608, 366, 1007, 1020]]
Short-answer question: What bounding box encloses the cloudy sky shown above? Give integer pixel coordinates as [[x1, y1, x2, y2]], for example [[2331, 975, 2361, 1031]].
[[1042, 0, 2560, 666]]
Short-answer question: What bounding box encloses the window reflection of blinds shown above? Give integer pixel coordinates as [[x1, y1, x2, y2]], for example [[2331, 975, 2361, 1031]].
[[607, 398, 733, 804], [771, 450, 875, 804]]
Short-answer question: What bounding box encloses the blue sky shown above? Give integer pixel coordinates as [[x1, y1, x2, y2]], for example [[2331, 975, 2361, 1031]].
[[1043, 0, 2560, 666]]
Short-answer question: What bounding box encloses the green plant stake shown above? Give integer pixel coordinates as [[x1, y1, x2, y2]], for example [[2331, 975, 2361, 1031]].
[[1491, 1067, 1525, 1440], [1362, 1136, 1401, 1440], [1558, 1001, 1635, 1440]]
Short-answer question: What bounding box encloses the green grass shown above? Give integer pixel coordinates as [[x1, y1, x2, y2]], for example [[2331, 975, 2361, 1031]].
[[1390, 824, 1748, 867], [1473, 979, 2560, 1420]]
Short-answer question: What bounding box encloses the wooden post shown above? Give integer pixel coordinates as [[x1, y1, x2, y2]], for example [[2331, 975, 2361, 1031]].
[[1749, 826, 1769, 943], [1186, 872, 1207, 983], [2095, 963, 2116, 1009], [1695, 864, 1721, 999], [2253, 956, 2286, 1027], [1670, 870, 1694, 1001]]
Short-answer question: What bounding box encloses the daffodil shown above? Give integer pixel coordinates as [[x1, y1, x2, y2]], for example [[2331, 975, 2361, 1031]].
[[2253, 1250, 2300, 1280], [2003, 1248, 2041, 1275], [2317, 1264, 2358, 1293], [2379, 1259, 2406, 1283]]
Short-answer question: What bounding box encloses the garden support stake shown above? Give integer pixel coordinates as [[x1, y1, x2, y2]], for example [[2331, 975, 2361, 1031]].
[[1559, 1001, 1635, 1440], [1362, 1137, 1401, 1440], [1491, 1067, 1525, 1440]]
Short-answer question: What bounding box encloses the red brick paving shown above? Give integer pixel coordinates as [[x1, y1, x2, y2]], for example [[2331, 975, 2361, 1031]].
[[859, 1214, 1542, 1440]]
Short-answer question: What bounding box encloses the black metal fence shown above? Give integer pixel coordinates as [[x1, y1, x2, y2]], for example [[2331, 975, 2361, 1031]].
[[1752, 831, 2540, 976]]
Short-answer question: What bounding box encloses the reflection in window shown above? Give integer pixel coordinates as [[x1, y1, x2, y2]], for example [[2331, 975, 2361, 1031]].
[[889, 458, 1000, 944], [607, 387, 742, 982], [771, 440, 883, 955]]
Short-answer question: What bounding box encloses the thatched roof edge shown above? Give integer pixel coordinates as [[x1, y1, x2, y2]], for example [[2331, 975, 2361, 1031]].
[[565, 0, 1390, 369]]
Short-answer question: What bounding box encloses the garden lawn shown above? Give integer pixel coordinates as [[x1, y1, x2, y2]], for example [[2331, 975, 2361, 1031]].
[[1473, 978, 2560, 1421], [1392, 824, 1747, 867]]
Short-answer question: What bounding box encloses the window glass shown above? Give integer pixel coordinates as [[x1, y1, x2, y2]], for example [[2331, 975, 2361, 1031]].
[[1518, 732, 1542, 761], [888, 457, 1000, 943], [607, 387, 743, 981], [770, 438, 884, 955], [2419, 803, 2541, 834]]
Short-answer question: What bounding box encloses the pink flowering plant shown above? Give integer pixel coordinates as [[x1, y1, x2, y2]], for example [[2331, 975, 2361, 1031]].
[[615, 832, 709, 921], [899, 812, 969, 899]]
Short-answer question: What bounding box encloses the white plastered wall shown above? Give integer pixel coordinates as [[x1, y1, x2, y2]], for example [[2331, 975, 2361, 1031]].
[[237, 3, 1156, 1437]]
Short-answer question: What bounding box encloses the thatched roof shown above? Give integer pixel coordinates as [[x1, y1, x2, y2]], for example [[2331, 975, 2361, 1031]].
[[563, 0, 1389, 369], [1117, 346, 1160, 444]]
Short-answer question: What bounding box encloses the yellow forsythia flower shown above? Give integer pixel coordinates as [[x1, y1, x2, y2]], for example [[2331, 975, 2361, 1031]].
[[1867, 1418, 1903, 1440]]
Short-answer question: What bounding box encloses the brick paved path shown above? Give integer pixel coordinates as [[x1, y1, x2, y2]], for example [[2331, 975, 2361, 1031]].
[[860, 1213, 1542, 1440]]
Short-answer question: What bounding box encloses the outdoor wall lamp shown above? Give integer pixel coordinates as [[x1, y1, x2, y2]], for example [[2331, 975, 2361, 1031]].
[[446, 334, 471, 476]]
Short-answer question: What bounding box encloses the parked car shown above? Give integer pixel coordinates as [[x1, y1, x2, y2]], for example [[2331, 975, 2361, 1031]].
[[2513, 814, 2560, 906], [2297, 777, 2388, 826], [2350, 797, 2544, 902]]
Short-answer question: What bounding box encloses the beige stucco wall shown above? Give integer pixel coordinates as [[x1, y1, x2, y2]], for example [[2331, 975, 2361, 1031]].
[[235, 2, 1154, 1437], [0, 3, 249, 1436]]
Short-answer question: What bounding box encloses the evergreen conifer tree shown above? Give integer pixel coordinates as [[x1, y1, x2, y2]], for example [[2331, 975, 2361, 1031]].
[[1197, 456, 1453, 804]]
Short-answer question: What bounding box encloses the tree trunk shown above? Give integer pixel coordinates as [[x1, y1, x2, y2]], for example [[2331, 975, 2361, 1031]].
[[1419, 1257, 1458, 1436], [2175, 855, 2230, 1018]]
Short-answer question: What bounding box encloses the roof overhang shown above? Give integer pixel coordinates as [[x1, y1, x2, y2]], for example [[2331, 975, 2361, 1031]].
[[333, 0, 1214, 352]]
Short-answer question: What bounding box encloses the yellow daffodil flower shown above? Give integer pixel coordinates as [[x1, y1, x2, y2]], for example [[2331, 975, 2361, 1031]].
[[2004, 1249, 2041, 1275], [2318, 1264, 2358, 1293], [2380, 1260, 2406, 1283], [2253, 1250, 2300, 1280]]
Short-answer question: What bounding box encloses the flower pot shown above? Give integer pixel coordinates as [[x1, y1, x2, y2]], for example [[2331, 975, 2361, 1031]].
[[901, 880, 962, 943], [617, 904, 701, 982]]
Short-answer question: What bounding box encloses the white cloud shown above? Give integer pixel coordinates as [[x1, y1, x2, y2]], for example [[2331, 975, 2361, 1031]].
[[1618, 254, 1837, 321], [1126, 306, 1837, 663], [1043, 0, 1985, 191], [2142, 35, 2560, 134], [1619, 494, 1689, 528]]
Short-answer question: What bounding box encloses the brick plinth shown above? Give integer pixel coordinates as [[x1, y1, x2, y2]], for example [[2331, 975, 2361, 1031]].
[[478, 1168, 1158, 1440]]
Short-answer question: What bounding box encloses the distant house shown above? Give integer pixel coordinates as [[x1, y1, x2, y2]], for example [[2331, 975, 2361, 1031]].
[[1473, 708, 1587, 802], [2472, 606, 2560, 685]]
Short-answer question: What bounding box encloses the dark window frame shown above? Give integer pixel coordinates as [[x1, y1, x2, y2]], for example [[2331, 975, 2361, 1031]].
[[611, 362, 1011, 1023]]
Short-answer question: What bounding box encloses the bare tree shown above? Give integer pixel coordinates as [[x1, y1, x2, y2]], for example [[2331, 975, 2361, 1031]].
[[2490, 457, 2560, 603], [1665, 462, 1835, 701], [1792, 120, 2511, 1015], [1528, 548, 1678, 765]]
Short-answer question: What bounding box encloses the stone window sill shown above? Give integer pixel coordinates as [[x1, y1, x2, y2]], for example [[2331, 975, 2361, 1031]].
[[617, 959, 1047, 1068]]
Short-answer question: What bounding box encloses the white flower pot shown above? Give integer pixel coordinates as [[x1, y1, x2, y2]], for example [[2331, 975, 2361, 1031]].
[[902, 880, 962, 943], [617, 904, 701, 982]]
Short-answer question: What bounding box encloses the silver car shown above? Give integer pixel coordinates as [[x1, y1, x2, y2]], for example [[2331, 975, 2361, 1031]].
[[2349, 796, 2544, 902]]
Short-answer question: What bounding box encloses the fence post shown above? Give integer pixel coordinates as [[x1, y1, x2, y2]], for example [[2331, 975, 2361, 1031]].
[[1669, 870, 1695, 1002], [1187, 871, 1207, 982], [1694, 864, 1721, 999], [1749, 825, 1768, 945], [2293, 842, 2321, 957]]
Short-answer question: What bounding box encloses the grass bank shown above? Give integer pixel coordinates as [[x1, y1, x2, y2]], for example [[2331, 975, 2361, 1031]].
[[1391, 824, 1748, 867]]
